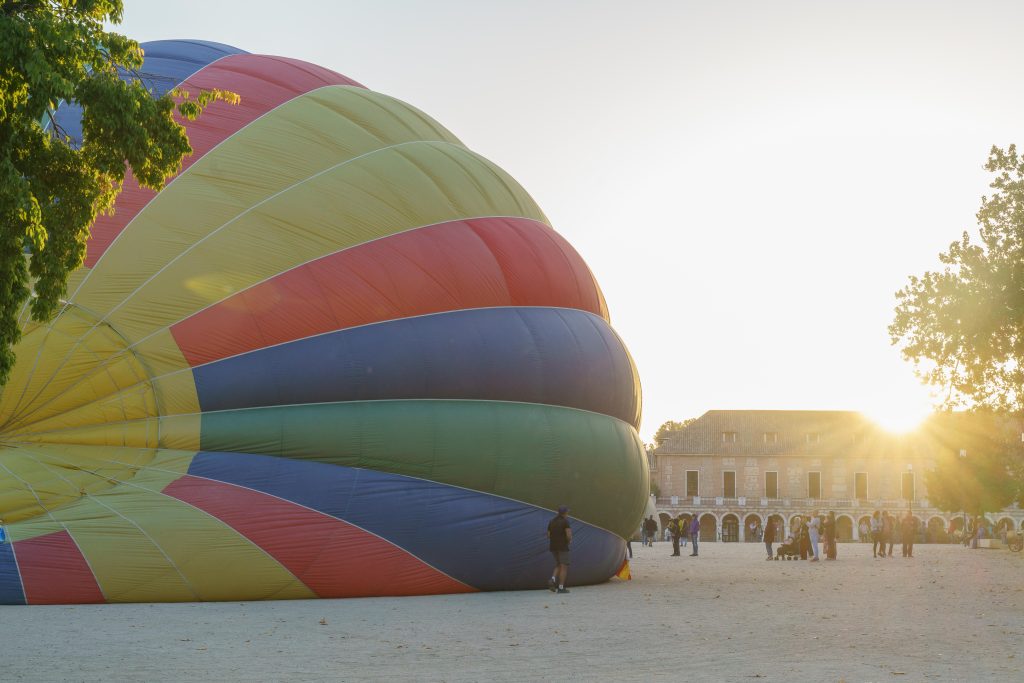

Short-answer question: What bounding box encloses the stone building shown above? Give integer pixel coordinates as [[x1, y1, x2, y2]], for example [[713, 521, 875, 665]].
[[650, 410, 1024, 543]]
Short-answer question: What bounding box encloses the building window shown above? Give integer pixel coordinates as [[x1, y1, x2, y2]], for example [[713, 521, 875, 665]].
[[765, 471, 779, 499], [763, 432, 778, 444], [805, 433, 820, 444], [855, 472, 868, 500], [686, 470, 699, 497], [721, 431, 737, 443], [723, 471, 736, 498], [648, 452, 657, 471], [807, 471, 821, 499], [901, 471, 915, 501]]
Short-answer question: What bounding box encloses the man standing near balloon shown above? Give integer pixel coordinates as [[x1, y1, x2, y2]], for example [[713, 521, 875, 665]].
[[547, 506, 573, 594]]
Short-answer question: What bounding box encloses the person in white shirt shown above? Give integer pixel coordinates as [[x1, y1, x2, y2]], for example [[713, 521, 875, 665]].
[[807, 510, 821, 562]]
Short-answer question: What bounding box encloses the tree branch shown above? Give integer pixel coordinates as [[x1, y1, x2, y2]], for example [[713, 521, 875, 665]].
[[44, 109, 69, 141]]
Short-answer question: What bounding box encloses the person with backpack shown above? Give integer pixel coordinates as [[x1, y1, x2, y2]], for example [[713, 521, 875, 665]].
[[669, 516, 682, 556]]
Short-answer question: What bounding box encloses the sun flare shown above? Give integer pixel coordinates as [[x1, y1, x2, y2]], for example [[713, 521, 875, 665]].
[[865, 404, 933, 434]]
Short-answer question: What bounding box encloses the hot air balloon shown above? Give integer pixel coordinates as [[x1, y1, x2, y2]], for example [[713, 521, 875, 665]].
[[0, 40, 646, 604]]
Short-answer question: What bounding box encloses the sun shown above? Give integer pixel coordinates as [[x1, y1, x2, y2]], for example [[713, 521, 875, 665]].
[[865, 404, 932, 434]]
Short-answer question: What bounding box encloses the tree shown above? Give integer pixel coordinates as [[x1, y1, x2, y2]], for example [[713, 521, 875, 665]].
[[0, 0, 237, 386], [890, 145, 1024, 414], [925, 437, 1017, 517], [653, 418, 696, 446]]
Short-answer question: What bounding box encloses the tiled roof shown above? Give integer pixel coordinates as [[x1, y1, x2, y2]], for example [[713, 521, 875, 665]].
[[658, 410, 885, 456], [656, 409, 1024, 458]]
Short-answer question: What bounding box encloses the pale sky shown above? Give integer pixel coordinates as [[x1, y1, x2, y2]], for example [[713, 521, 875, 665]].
[[113, 0, 1024, 441]]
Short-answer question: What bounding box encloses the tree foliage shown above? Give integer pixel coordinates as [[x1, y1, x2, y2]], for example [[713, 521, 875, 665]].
[[925, 427, 1019, 516], [654, 418, 696, 446], [0, 0, 237, 386], [890, 145, 1024, 414]]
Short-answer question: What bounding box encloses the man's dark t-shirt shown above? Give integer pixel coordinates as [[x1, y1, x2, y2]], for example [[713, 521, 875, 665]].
[[548, 515, 571, 551]]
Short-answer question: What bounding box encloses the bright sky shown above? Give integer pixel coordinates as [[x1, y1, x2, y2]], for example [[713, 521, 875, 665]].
[[114, 0, 1024, 441]]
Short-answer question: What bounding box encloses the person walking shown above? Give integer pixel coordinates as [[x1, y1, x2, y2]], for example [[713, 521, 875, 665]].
[[547, 505, 573, 594], [824, 511, 837, 560], [871, 510, 883, 557], [689, 514, 700, 556], [901, 511, 917, 558], [669, 516, 682, 556], [643, 515, 657, 546], [763, 517, 776, 560], [807, 511, 821, 562]]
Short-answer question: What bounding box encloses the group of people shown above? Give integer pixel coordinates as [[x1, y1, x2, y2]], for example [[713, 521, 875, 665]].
[[867, 509, 919, 558], [949, 515, 1007, 547], [769, 509, 918, 561], [765, 511, 839, 561], [663, 514, 700, 557], [634, 509, 923, 566], [642, 515, 700, 556], [551, 504, 999, 595]]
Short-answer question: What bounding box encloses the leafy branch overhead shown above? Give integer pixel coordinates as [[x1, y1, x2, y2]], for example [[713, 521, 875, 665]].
[[0, 0, 237, 387], [890, 145, 1024, 415]]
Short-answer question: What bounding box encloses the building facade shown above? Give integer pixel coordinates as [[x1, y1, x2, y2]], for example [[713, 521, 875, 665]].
[[651, 410, 1024, 542]]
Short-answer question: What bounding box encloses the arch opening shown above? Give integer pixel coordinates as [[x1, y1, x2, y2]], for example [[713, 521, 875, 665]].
[[743, 513, 763, 542], [722, 514, 739, 542], [699, 513, 717, 543]]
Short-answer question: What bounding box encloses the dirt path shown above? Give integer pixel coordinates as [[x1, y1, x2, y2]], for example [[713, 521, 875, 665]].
[[1, 543, 1021, 682]]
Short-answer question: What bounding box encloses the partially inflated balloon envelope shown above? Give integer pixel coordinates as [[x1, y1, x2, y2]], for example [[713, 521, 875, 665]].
[[0, 40, 646, 604]]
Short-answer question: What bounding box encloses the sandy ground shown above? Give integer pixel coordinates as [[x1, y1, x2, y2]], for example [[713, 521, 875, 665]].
[[2, 542, 1022, 682]]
